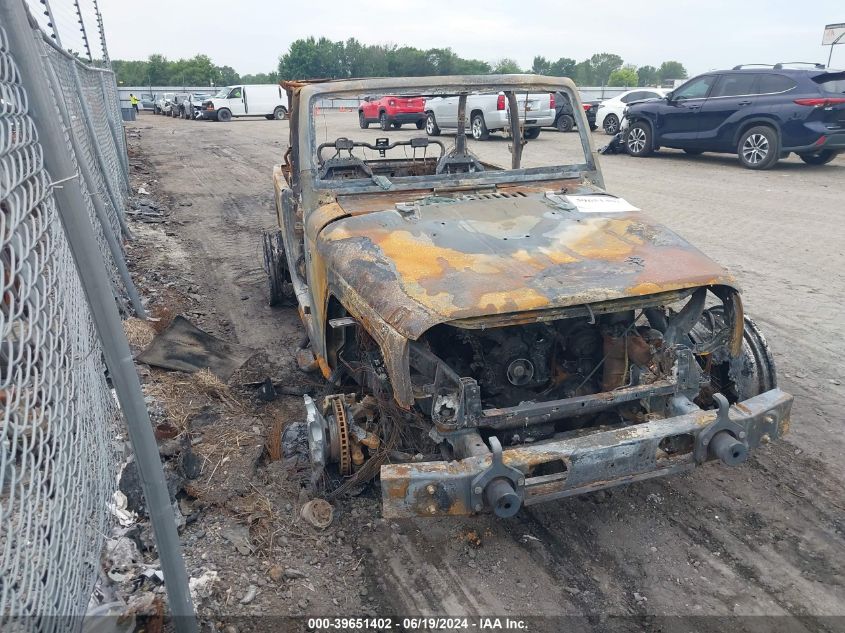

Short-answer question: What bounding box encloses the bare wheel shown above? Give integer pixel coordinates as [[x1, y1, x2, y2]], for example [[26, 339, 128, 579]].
[[262, 229, 296, 307], [738, 126, 779, 169], [603, 113, 619, 135]]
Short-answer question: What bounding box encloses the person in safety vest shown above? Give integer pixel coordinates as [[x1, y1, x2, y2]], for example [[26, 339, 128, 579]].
[[130, 93, 139, 112]]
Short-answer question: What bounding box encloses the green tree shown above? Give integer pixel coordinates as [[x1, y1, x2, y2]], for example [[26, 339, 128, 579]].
[[112, 59, 148, 85], [492, 58, 522, 74], [146, 54, 170, 84], [278, 36, 345, 79], [548, 57, 576, 77], [175, 54, 219, 85], [453, 56, 491, 74], [426, 48, 458, 75], [240, 71, 280, 84], [658, 60, 688, 83], [574, 59, 594, 85], [637, 64, 659, 86], [609, 65, 638, 87], [218, 65, 240, 84], [589, 53, 623, 85], [531, 55, 551, 75], [387, 46, 435, 76]]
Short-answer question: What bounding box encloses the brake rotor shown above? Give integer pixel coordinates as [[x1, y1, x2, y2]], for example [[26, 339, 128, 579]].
[[329, 396, 352, 477]]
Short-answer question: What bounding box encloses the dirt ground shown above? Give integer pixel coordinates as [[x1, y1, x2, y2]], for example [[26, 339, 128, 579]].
[[120, 111, 845, 631]]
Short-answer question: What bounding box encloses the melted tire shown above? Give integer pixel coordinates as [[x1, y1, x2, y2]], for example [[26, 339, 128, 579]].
[[690, 306, 777, 403], [262, 229, 296, 307]]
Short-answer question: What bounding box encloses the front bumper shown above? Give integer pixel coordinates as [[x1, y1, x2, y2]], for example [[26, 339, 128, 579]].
[[381, 388, 792, 518]]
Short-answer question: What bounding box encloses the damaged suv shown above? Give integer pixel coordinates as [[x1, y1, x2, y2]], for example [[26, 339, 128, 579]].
[[264, 75, 792, 519]]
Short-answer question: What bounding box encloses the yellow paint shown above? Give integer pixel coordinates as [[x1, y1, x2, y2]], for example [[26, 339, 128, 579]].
[[476, 287, 550, 311], [537, 246, 579, 265], [626, 281, 666, 296], [376, 230, 501, 281]]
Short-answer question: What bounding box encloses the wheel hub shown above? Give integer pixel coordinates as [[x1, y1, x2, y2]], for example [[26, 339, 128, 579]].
[[329, 396, 352, 476], [628, 128, 646, 153], [742, 134, 769, 164], [472, 118, 482, 138], [304, 394, 352, 479]]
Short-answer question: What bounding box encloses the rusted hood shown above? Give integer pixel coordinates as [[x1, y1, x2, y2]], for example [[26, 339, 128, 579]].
[[316, 194, 736, 340]]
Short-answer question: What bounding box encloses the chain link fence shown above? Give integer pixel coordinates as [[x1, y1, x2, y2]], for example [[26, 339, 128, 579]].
[[1, 1, 195, 630], [0, 21, 123, 632]]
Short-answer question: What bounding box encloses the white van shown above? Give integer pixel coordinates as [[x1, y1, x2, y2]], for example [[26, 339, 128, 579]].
[[201, 84, 288, 122]]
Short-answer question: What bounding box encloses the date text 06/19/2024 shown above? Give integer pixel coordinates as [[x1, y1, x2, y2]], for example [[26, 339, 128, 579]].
[[307, 617, 529, 630]]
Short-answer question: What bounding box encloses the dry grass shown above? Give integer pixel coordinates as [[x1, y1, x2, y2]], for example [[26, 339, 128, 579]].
[[143, 369, 241, 437], [192, 368, 229, 398], [192, 369, 242, 410], [144, 372, 200, 433], [123, 317, 156, 350], [191, 426, 254, 473]]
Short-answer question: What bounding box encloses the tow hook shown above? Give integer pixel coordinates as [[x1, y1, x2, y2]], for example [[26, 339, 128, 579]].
[[710, 430, 749, 465], [470, 437, 524, 518], [694, 393, 750, 466]]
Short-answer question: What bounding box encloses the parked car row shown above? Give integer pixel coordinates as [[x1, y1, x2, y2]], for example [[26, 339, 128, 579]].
[[618, 64, 845, 169], [356, 90, 605, 141], [147, 85, 288, 122], [150, 92, 212, 119]]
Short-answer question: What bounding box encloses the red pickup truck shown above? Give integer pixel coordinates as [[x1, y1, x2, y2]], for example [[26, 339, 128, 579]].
[[358, 95, 426, 130]]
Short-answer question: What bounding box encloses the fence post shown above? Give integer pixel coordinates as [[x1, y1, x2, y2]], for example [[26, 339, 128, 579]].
[[40, 57, 146, 317], [68, 59, 132, 238], [1, 3, 198, 632], [99, 71, 131, 189]]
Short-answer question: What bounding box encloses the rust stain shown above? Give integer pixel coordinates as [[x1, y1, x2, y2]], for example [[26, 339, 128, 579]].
[[316, 354, 331, 379], [476, 287, 549, 312], [316, 193, 736, 339]]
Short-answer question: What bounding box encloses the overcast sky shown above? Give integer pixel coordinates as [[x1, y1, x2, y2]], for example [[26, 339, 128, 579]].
[[97, 0, 844, 75]]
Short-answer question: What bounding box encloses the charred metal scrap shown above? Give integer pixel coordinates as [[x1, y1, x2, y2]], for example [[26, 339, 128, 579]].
[[265, 75, 792, 518]]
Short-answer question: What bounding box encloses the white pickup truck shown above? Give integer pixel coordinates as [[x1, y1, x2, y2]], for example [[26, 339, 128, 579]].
[[424, 92, 555, 140]]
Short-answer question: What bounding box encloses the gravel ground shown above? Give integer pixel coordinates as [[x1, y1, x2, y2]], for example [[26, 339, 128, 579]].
[[123, 111, 845, 631]]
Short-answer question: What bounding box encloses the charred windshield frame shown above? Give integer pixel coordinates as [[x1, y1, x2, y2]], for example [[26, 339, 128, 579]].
[[297, 76, 602, 196]]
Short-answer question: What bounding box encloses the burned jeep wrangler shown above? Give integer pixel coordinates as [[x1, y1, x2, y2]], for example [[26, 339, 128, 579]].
[[264, 76, 792, 518]]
